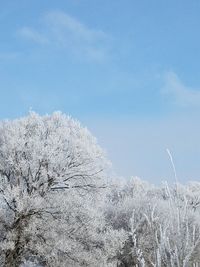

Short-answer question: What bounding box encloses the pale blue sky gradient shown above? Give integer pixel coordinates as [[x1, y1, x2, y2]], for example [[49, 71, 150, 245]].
[[1, 0, 200, 183]]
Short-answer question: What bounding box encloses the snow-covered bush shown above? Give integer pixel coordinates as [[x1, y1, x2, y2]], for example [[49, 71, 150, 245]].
[[105, 177, 200, 266]]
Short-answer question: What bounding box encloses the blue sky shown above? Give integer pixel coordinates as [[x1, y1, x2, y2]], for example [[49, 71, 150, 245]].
[[1, 0, 200, 183]]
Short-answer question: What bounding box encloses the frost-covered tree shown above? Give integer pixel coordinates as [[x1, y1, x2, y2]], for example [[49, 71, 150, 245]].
[[2, 111, 200, 267], [0, 112, 125, 267]]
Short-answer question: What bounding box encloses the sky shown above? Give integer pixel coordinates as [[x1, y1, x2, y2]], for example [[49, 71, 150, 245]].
[[1, 0, 200, 184]]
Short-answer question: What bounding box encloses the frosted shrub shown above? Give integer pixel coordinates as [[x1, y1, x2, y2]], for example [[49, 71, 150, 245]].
[[105, 178, 200, 266]]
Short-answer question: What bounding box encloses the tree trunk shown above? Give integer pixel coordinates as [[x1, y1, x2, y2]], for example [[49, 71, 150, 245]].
[[4, 219, 24, 267]]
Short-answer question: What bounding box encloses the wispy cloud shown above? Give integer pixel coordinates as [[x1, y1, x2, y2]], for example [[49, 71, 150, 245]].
[[45, 11, 107, 43], [17, 11, 110, 62], [17, 27, 49, 44], [162, 71, 200, 107], [45, 10, 109, 61]]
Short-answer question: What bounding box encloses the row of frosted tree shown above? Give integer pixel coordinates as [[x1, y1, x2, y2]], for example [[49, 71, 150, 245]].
[[0, 112, 200, 266]]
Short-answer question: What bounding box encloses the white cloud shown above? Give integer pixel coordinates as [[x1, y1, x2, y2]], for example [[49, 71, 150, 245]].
[[17, 27, 49, 44], [44, 11, 109, 61], [162, 71, 200, 107], [44, 11, 107, 43], [17, 11, 110, 62]]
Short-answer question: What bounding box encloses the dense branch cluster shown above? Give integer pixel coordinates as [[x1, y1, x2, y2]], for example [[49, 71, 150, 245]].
[[0, 112, 200, 266], [105, 178, 200, 266]]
